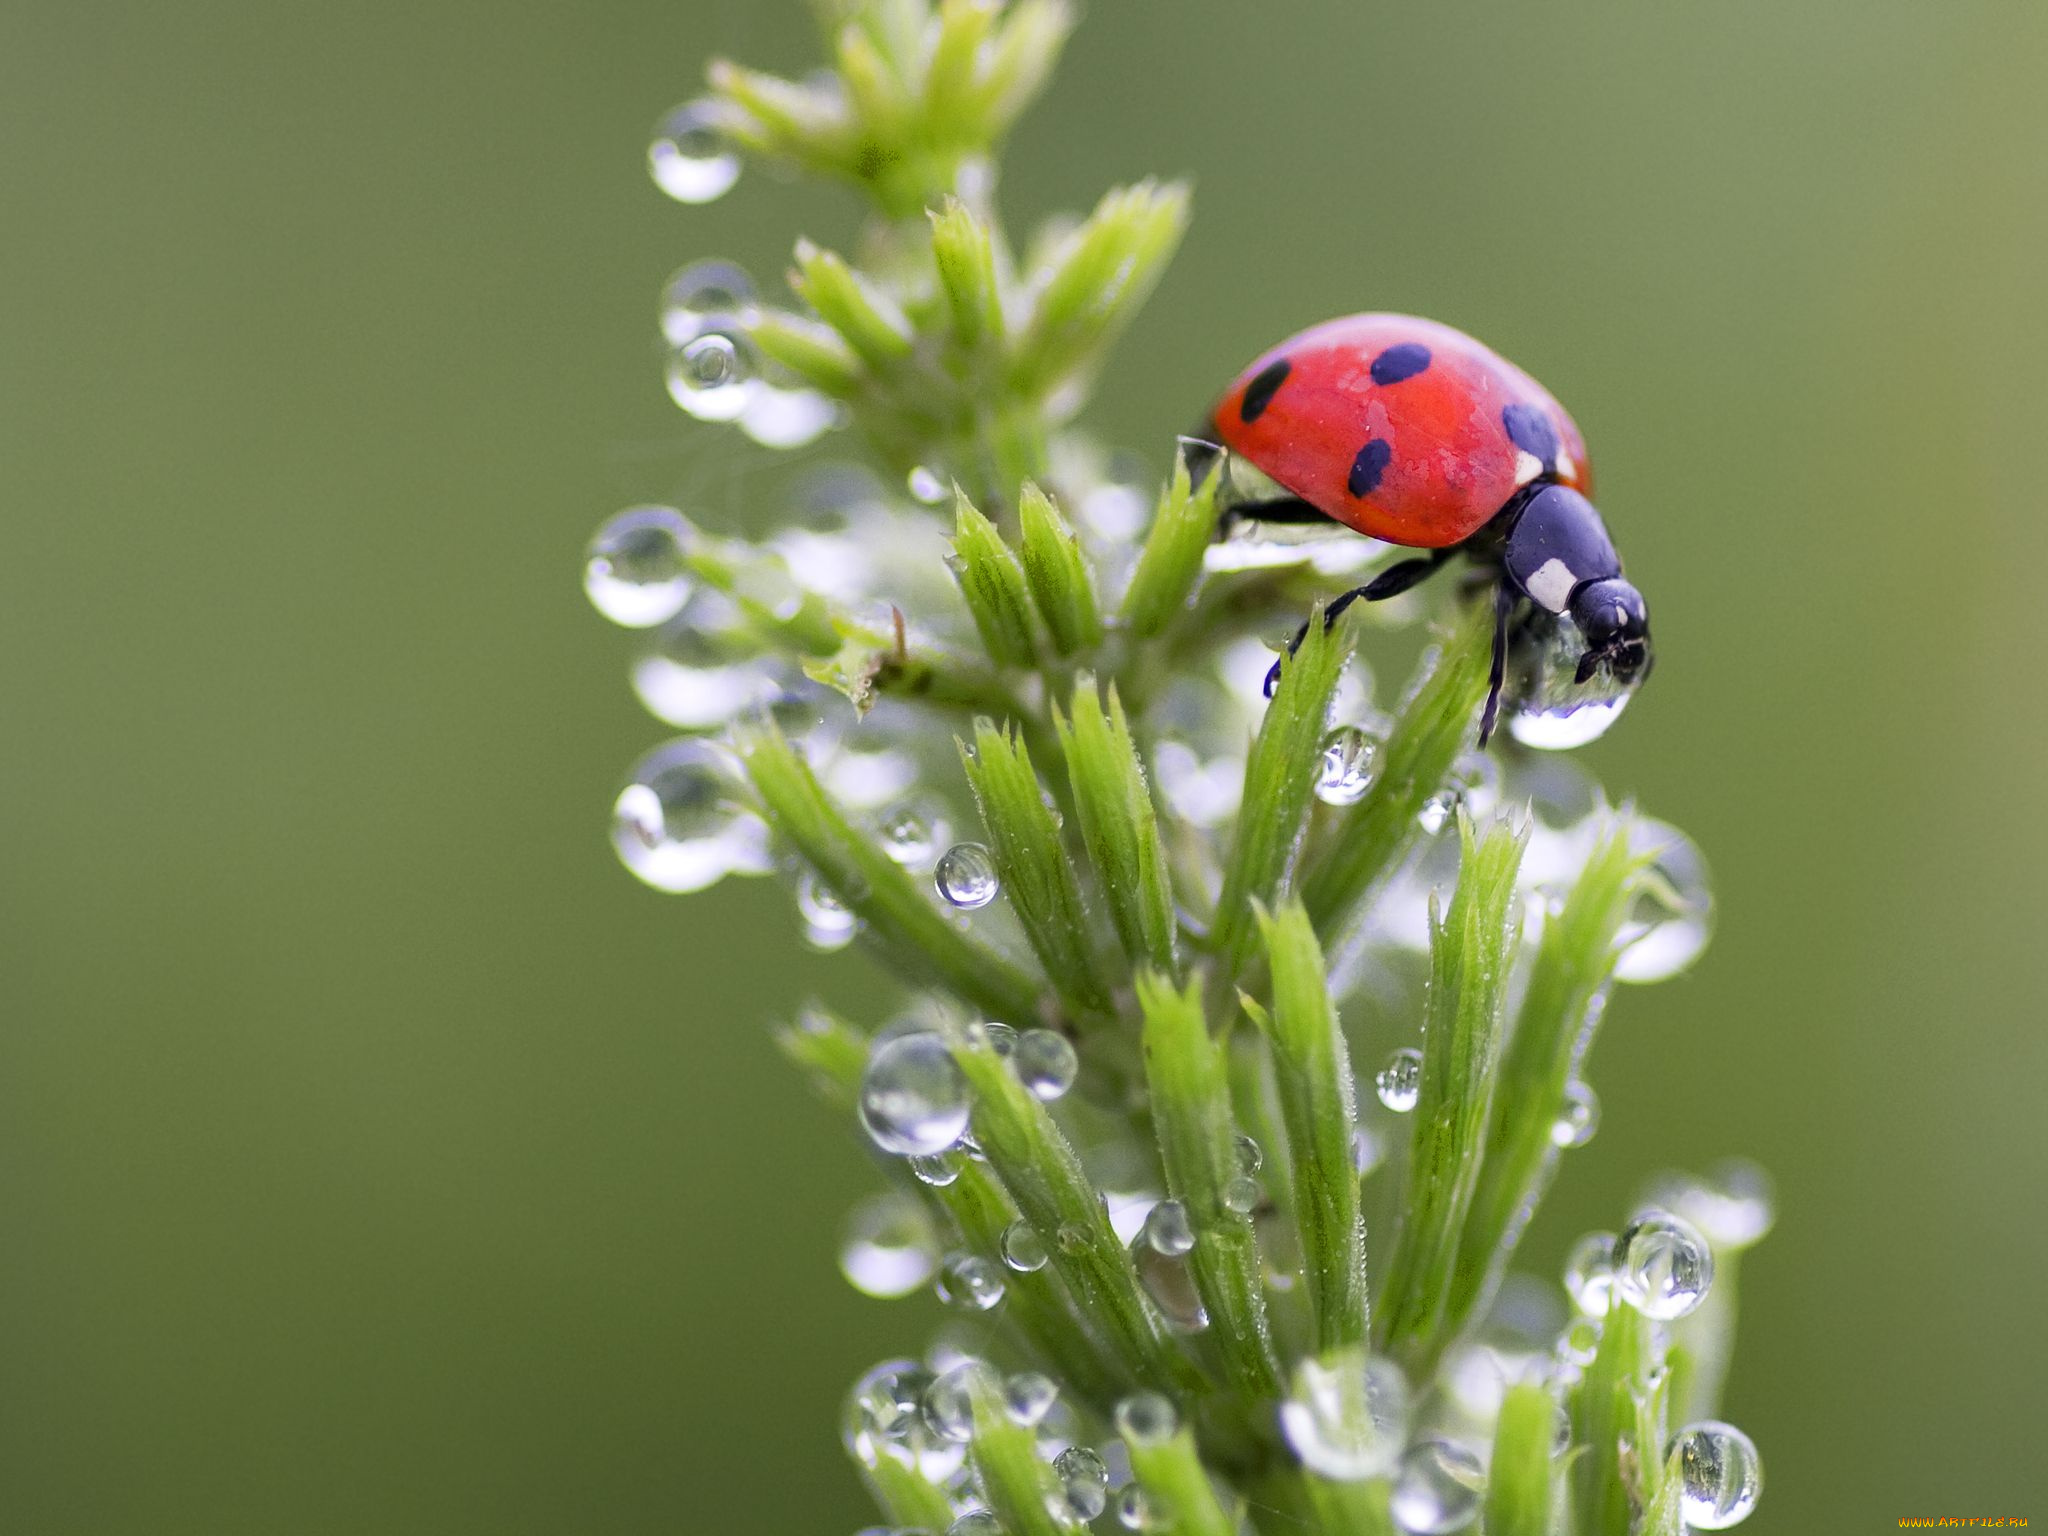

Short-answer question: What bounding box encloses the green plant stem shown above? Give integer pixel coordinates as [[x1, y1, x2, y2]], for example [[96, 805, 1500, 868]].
[[1485, 1381, 1558, 1536]]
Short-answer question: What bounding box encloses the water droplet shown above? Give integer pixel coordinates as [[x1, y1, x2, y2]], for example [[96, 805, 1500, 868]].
[[1375, 1047, 1423, 1113], [839, 1192, 936, 1299], [1551, 1080, 1600, 1148], [1417, 792, 1457, 835], [1508, 691, 1631, 749], [1557, 1317, 1601, 1367], [631, 603, 783, 729], [1564, 1230, 1618, 1317], [1052, 1446, 1110, 1522], [797, 870, 857, 951], [666, 329, 758, 421], [844, 1359, 964, 1479], [923, 1360, 994, 1443], [1142, 1200, 1194, 1256], [1116, 1484, 1156, 1530], [1113, 1391, 1179, 1447], [585, 505, 695, 627], [1389, 1440, 1484, 1533], [907, 465, 948, 504], [738, 383, 840, 449], [1130, 1228, 1206, 1332], [1000, 1220, 1048, 1273], [935, 1251, 1006, 1312], [1645, 1160, 1776, 1249], [1613, 1211, 1714, 1319], [1351, 1123, 1384, 1175], [878, 806, 937, 867], [981, 1021, 1018, 1058], [1450, 750, 1502, 820], [1315, 725, 1381, 806], [910, 1151, 961, 1187], [1014, 1029, 1078, 1101], [1278, 1349, 1410, 1481], [858, 1032, 970, 1157], [947, 1512, 1001, 1536], [659, 258, 757, 344], [610, 740, 771, 893], [935, 842, 1000, 909], [1669, 1420, 1763, 1529], [1613, 822, 1713, 983], [648, 100, 740, 204], [1003, 1371, 1058, 1427], [1552, 1400, 1574, 1454]]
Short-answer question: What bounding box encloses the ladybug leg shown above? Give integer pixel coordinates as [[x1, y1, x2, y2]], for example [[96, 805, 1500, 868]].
[[1477, 582, 1517, 747], [1259, 550, 1461, 697]]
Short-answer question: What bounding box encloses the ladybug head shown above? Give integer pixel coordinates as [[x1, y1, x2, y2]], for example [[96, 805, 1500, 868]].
[[1569, 578, 1651, 686]]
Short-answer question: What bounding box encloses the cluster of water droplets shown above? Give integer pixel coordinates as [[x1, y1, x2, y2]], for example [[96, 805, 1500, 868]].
[[657, 258, 840, 449]]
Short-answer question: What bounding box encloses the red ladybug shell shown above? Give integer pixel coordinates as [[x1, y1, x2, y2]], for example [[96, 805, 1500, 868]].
[[1212, 314, 1592, 550]]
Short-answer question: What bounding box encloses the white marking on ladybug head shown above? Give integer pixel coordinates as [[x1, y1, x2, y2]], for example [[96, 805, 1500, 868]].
[[1513, 450, 1545, 486], [1525, 557, 1577, 613], [1555, 451, 1577, 481]]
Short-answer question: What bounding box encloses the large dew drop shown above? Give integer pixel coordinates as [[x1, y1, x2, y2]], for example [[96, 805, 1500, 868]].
[[922, 1360, 995, 1443], [1613, 1211, 1714, 1319], [585, 505, 695, 627], [648, 100, 740, 204], [1645, 1159, 1776, 1249], [838, 1192, 935, 1299], [858, 1032, 970, 1157], [610, 740, 771, 893], [934, 842, 1000, 909], [631, 607, 784, 730], [1052, 1446, 1110, 1522], [935, 1251, 1006, 1312], [660, 258, 756, 344], [1551, 1079, 1600, 1148], [1670, 1420, 1763, 1529], [1564, 1230, 1618, 1317], [1113, 1391, 1179, 1447], [666, 329, 758, 422], [843, 1359, 962, 1481], [1315, 725, 1380, 806], [1278, 1349, 1410, 1481], [1375, 1047, 1423, 1113], [1013, 1029, 1078, 1101], [1388, 1439, 1484, 1534], [1614, 821, 1714, 983]]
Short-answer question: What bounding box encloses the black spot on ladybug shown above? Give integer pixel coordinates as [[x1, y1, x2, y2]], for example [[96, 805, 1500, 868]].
[[1239, 358, 1291, 424], [1502, 403, 1559, 464], [1370, 343, 1431, 385], [1347, 439, 1392, 498]]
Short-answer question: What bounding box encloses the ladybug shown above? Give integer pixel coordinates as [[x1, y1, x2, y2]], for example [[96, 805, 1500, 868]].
[[1207, 313, 1649, 743]]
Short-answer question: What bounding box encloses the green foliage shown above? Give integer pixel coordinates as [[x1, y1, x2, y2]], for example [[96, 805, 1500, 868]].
[[601, 4, 1767, 1532]]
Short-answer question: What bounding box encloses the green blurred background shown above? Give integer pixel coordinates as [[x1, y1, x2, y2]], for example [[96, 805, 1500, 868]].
[[3, 0, 2044, 1530]]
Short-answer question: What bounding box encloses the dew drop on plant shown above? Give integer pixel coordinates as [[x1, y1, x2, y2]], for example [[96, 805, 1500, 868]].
[[1557, 1317, 1602, 1367], [1116, 1485, 1155, 1530], [631, 607, 783, 730], [1001, 1370, 1058, 1428], [1141, 1199, 1194, 1257], [1417, 792, 1457, 835], [935, 842, 1000, 909], [585, 505, 695, 627], [922, 1360, 993, 1442], [738, 383, 841, 449], [1645, 1159, 1776, 1248], [1613, 820, 1713, 983], [858, 1031, 970, 1157], [1014, 1028, 1078, 1101], [878, 805, 936, 867], [797, 870, 857, 951], [935, 1251, 1006, 1312], [1315, 725, 1380, 805], [845, 1359, 961, 1478], [838, 1192, 935, 1299], [1564, 1230, 1618, 1317], [1551, 1080, 1600, 1148], [1114, 1390, 1179, 1447], [1000, 1219, 1048, 1273], [1052, 1446, 1110, 1522], [1669, 1420, 1763, 1529], [1612, 1211, 1714, 1319], [660, 258, 757, 344], [611, 739, 772, 893], [981, 1021, 1018, 1057], [1388, 1439, 1484, 1534], [1375, 1047, 1423, 1113], [1130, 1230, 1207, 1332], [1278, 1349, 1410, 1481], [1351, 1123, 1384, 1175], [648, 100, 740, 204], [666, 329, 758, 422], [1509, 691, 1630, 749], [907, 464, 948, 503], [946, 1512, 1001, 1536]]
